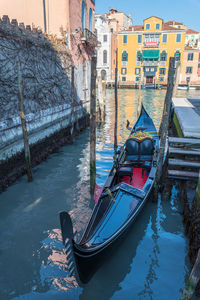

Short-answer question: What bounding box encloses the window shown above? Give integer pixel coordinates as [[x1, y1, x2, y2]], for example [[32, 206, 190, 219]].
[[137, 51, 142, 61], [156, 23, 160, 30], [82, 1, 86, 30], [175, 51, 181, 61], [146, 24, 150, 30], [198, 63, 200, 68], [162, 34, 167, 43], [188, 53, 194, 61], [103, 50, 107, 64], [122, 51, 128, 62], [160, 68, 166, 75], [135, 68, 141, 75], [123, 35, 128, 44], [121, 68, 127, 75], [89, 8, 93, 32], [113, 59, 115, 65], [122, 76, 126, 81], [186, 67, 193, 74], [159, 77, 164, 82], [135, 76, 140, 81], [176, 34, 181, 42], [138, 34, 142, 44], [160, 51, 167, 61], [103, 35, 107, 42], [110, 28, 113, 33], [178, 25, 181, 29]]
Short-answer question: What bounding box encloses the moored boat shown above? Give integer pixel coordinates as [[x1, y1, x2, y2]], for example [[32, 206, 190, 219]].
[[60, 104, 159, 283]]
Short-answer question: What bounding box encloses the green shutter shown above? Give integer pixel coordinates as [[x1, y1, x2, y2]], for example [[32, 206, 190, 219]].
[[142, 50, 160, 59]]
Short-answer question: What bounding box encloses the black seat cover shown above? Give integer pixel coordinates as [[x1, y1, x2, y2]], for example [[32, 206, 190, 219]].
[[140, 138, 154, 161], [125, 139, 139, 161]]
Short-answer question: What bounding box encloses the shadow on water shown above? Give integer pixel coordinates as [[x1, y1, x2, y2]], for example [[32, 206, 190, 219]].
[[1, 88, 198, 299]]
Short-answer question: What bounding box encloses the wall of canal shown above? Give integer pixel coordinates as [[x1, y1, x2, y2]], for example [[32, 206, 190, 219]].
[[0, 17, 89, 192]]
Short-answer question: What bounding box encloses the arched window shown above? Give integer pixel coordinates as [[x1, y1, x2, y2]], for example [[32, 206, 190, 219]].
[[160, 50, 167, 61], [122, 50, 128, 61], [175, 50, 181, 61], [89, 8, 93, 32], [82, 1, 86, 30], [101, 70, 107, 80], [103, 50, 107, 64]]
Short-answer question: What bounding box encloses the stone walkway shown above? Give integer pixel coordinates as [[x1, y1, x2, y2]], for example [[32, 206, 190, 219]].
[[172, 97, 200, 138]]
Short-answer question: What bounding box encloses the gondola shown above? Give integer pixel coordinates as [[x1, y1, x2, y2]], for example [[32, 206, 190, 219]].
[[60, 104, 159, 284]]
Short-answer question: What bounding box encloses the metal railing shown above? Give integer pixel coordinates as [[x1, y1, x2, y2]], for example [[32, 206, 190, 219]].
[[142, 61, 159, 67], [81, 28, 98, 48]]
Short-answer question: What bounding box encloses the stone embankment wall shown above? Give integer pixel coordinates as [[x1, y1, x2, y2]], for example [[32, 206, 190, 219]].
[[0, 16, 89, 192]]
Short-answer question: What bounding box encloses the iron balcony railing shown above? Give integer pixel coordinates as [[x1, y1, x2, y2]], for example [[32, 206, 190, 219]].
[[142, 61, 159, 67], [81, 28, 98, 48]]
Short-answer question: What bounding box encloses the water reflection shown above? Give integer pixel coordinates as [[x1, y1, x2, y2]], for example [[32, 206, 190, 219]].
[[0, 88, 198, 299]]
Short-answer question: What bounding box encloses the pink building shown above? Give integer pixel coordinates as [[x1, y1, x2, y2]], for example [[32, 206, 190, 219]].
[[0, 0, 97, 103], [181, 47, 200, 85]]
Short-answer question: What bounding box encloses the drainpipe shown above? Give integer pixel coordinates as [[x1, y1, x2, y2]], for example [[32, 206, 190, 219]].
[[43, 0, 47, 32]]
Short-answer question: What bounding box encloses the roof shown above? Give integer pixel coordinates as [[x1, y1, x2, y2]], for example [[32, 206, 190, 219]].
[[165, 21, 184, 25], [186, 29, 199, 34], [132, 25, 144, 31], [162, 24, 183, 31], [144, 16, 163, 22]]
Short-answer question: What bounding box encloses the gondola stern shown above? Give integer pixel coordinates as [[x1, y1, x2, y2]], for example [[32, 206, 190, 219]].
[[59, 211, 83, 285]]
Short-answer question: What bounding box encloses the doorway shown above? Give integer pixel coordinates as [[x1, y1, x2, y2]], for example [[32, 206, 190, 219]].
[[146, 76, 154, 84]]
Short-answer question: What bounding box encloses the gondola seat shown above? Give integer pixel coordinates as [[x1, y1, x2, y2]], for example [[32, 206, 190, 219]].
[[124, 137, 154, 165], [117, 165, 133, 184], [125, 139, 139, 162], [140, 138, 154, 161]]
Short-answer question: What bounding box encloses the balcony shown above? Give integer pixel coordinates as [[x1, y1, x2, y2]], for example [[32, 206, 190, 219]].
[[143, 41, 160, 48], [160, 61, 166, 66], [81, 28, 98, 48], [142, 61, 159, 67]]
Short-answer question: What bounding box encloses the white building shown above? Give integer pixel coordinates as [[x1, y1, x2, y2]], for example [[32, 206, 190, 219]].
[[95, 14, 111, 81], [186, 29, 200, 49]]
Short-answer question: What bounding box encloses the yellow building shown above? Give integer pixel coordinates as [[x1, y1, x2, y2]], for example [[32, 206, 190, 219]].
[[118, 16, 186, 86]]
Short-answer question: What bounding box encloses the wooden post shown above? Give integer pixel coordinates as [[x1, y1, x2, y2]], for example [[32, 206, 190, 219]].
[[102, 80, 106, 121], [154, 57, 175, 200], [137, 76, 142, 118], [181, 248, 200, 300], [43, 0, 47, 33], [173, 61, 181, 98], [70, 66, 75, 141], [97, 77, 102, 122], [114, 49, 118, 156], [17, 62, 33, 182], [90, 55, 97, 195]]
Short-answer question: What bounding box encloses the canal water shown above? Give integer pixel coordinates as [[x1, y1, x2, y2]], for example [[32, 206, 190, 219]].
[[0, 89, 199, 300]]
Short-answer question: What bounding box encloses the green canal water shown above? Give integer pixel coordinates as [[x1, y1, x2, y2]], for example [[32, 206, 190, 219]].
[[0, 89, 199, 300]]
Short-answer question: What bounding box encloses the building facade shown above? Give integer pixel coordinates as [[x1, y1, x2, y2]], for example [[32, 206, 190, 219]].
[[118, 16, 186, 86], [0, 0, 97, 104], [95, 9, 132, 84], [185, 29, 200, 49], [181, 47, 200, 85], [95, 15, 112, 81]]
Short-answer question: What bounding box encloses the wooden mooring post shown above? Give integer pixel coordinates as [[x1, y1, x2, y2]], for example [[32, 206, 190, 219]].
[[90, 55, 97, 195], [17, 62, 33, 182], [154, 57, 175, 200], [114, 49, 118, 157], [173, 61, 181, 98], [181, 248, 200, 300]]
